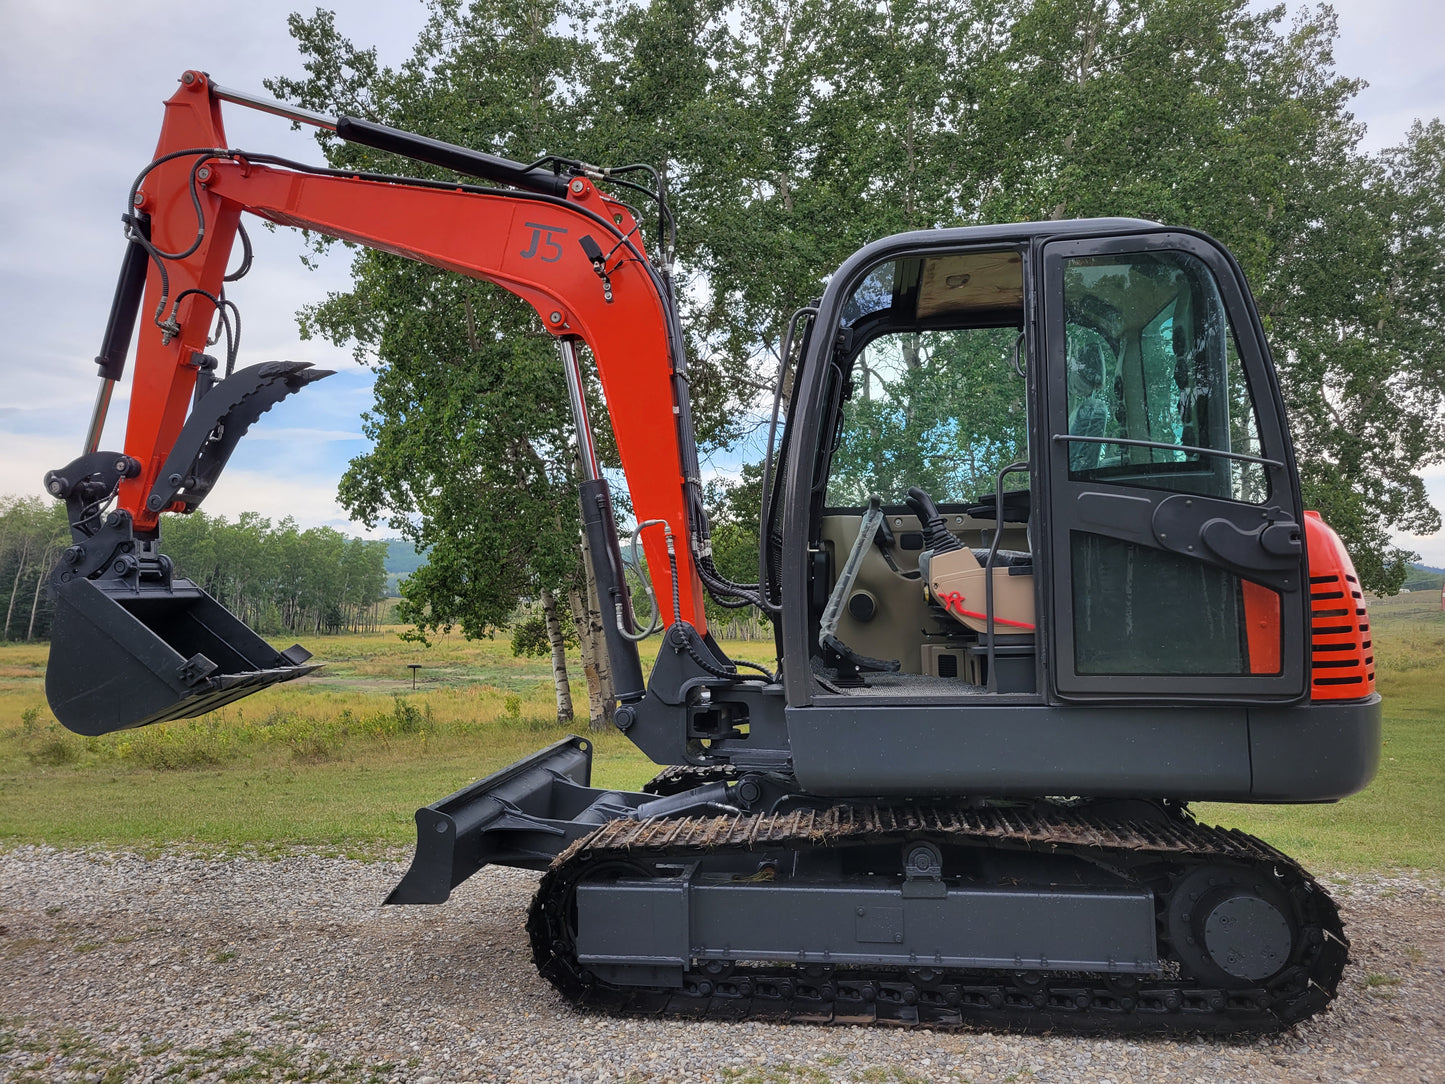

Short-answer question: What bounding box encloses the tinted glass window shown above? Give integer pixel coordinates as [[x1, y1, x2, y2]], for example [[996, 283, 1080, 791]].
[[825, 327, 1026, 507], [1062, 251, 1266, 503], [1071, 533, 1281, 676]]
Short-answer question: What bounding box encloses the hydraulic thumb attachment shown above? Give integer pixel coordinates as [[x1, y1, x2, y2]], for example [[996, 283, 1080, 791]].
[[44, 362, 330, 736]]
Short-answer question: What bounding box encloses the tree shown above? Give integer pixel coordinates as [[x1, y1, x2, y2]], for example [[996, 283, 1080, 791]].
[[158, 508, 387, 635], [0, 497, 67, 642], [943, 0, 1443, 590], [269, 2, 633, 727], [270, 0, 1443, 663], [677, 0, 1444, 591]]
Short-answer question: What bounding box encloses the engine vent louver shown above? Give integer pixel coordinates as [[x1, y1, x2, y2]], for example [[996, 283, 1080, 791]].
[[1302, 512, 1375, 701], [1307, 571, 1374, 695]]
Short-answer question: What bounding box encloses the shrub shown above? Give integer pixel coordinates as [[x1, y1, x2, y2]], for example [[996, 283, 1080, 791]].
[[29, 736, 80, 766], [389, 696, 425, 734], [120, 723, 228, 770]]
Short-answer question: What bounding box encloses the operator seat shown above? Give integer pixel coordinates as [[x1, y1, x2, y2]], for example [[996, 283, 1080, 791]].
[[907, 487, 1036, 637]]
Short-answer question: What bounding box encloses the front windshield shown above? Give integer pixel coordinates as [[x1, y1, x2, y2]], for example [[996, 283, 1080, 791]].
[[824, 249, 1028, 509], [826, 326, 1026, 508]]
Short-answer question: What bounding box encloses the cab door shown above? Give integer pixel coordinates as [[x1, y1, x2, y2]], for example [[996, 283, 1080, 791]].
[[1039, 232, 1308, 700]]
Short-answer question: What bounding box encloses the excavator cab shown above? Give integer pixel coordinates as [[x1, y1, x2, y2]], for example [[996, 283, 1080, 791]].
[[788, 226, 1313, 705], [750, 222, 1375, 802]]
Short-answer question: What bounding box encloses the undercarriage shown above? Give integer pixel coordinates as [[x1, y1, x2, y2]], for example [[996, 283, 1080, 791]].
[[387, 742, 1347, 1033], [528, 790, 1347, 1032]]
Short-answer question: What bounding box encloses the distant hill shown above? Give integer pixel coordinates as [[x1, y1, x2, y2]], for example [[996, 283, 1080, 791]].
[[384, 539, 427, 576], [382, 539, 427, 597], [1403, 563, 1445, 593]]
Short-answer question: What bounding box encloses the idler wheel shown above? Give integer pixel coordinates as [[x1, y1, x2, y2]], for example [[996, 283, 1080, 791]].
[[1167, 865, 1297, 987]]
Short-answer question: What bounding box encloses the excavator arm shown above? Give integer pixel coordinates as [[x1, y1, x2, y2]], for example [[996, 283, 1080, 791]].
[[46, 70, 712, 734]]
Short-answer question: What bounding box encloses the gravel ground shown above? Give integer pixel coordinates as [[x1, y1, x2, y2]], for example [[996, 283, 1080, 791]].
[[0, 846, 1440, 1084]]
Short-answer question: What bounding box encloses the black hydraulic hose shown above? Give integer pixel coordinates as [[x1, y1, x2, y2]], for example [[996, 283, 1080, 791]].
[[124, 150, 229, 260], [167, 288, 240, 374], [224, 221, 253, 282]]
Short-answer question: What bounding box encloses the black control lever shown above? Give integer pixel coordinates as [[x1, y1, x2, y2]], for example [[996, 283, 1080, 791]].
[[905, 486, 962, 554]]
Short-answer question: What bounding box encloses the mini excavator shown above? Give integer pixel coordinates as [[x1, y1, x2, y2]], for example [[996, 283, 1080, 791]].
[[44, 72, 1380, 1033]]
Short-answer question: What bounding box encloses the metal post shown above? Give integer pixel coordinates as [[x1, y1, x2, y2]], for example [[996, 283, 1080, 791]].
[[559, 338, 601, 482]]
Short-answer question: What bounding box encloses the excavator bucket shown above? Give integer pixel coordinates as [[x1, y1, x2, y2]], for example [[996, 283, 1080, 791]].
[[44, 360, 333, 736], [46, 573, 317, 737]]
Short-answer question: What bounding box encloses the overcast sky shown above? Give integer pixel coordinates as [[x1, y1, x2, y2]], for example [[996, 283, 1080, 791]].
[[1, 1, 1441, 562]]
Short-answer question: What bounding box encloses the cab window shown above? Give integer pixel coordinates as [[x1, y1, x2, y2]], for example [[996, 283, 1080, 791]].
[[1062, 250, 1267, 503], [826, 326, 1025, 508]]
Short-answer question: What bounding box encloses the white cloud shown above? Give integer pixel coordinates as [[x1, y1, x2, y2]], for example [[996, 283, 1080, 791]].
[[194, 469, 391, 539]]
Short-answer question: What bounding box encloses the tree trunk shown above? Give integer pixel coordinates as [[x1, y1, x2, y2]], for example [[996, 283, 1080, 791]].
[[566, 487, 616, 731], [567, 585, 608, 732], [541, 587, 574, 724], [579, 524, 615, 728], [26, 542, 57, 641], [4, 537, 29, 640]]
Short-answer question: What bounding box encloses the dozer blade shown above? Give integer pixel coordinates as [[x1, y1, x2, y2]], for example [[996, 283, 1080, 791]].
[[387, 735, 647, 904], [46, 573, 317, 736]]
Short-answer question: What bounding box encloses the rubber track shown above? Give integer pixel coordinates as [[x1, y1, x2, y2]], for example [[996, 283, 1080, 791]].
[[527, 801, 1349, 1034], [641, 763, 739, 795]]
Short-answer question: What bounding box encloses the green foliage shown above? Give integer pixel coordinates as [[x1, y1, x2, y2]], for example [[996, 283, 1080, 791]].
[[161, 510, 389, 636], [265, 0, 1443, 601], [827, 327, 1027, 506], [703, 462, 775, 638], [509, 612, 551, 657], [268, 4, 608, 646], [509, 605, 578, 657]]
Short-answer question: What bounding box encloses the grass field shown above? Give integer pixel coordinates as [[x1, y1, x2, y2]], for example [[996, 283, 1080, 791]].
[[0, 597, 1439, 872]]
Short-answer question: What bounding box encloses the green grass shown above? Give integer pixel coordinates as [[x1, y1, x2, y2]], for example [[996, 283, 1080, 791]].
[[1196, 591, 1445, 874], [0, 600, 1439, 875], [0, 630, 733, 850]]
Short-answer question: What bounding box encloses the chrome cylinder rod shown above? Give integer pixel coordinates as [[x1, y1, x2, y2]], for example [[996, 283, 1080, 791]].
[[84, 379, 116, 456], [210, 82, 338, 132], [559, 338, 601, 483]]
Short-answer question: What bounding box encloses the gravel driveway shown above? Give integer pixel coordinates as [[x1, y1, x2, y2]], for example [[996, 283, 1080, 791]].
[[0, 846, 1440, 1083]]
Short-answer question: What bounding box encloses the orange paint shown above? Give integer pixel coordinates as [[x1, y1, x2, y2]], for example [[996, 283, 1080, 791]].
[[113, 72, 707, 631], [1239, 579, 1282, 675], [1303, 512, 1375, 699]]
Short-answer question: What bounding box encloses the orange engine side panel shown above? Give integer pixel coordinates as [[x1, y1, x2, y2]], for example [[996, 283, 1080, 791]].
[[1239, 579, 1282, 675], [1303, 511, 1376, 700]]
